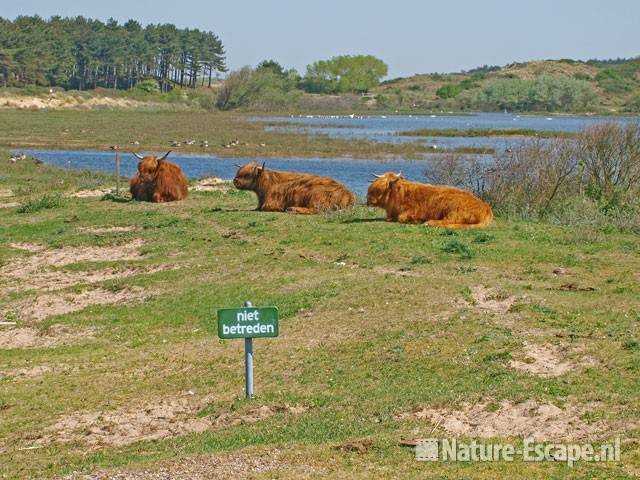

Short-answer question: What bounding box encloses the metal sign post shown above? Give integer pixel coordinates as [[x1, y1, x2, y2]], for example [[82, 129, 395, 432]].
[[243, 301, 254, 398], [217, 302, 279, 399]]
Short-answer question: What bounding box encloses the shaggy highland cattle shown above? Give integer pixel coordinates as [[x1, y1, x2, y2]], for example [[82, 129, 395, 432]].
[[129, 151, 188, 203], [367, 172, 493, 228], [233, 162, 355, 214]]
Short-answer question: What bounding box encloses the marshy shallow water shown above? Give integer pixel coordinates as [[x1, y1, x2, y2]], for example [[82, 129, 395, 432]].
[[21, 112, 639, 196]]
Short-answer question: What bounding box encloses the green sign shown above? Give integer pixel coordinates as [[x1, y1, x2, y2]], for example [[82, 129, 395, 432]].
[[217, 306, 279, 339]]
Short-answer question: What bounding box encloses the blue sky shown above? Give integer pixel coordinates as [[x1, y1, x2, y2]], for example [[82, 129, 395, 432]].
[[2, 0, 639, 78]]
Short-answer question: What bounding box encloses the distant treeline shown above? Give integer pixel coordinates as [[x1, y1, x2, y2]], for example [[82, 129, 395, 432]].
[[0, 16, 226, 91]]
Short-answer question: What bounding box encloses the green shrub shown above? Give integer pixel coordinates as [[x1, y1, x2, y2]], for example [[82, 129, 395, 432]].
[[302, 55, 388, 94], [473, 76, 596, 111], [216, 67, 299, 111], [17, 193, 65, 213], [436, 83, 463, 99], [134, 79, 160, 94], [459, 79, 480, 90], [595, 68, 623, 81], [441, 240, 474, 259]]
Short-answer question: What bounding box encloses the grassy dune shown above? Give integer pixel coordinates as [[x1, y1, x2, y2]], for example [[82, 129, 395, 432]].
[[0, 160, 638, 478]]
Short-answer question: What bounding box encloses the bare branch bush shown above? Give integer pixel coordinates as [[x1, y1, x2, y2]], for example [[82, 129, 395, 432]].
[[486, 139, 579, 213], [576, 122, 640, 206], [424, 154, 491, 198], [422, 123, 640, 230]]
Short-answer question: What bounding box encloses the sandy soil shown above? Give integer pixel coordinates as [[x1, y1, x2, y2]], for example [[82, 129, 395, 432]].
[[0, 94, 161, 110], [468, 285, 516, 314], [509, 341, 582, 377], [0, 325, 96, 349], [0, 201, 20, 209], [68, 189, 116, 198], [38, 398, 306, 448], [397, 399, 606, 441], [190, 177, 227, 192], [57, 450, 289, 480], [1, 287, 149, 323], [78, 226, 141, 234], [1, 239, 147, 292]]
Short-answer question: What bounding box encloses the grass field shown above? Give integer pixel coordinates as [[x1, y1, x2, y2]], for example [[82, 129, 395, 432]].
[[0, 158, 638, 479]]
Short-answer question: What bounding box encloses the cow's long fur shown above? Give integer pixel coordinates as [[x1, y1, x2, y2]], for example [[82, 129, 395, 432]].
[[367, 173, 493, 228], [130, 154, 188, 203], [233, 162, 355, 214]]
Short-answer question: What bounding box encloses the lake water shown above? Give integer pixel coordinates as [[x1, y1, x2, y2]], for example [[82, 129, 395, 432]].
[[257, 112, 639, 150], [21, 112, 639, 196], [21, 150, 435, 197]]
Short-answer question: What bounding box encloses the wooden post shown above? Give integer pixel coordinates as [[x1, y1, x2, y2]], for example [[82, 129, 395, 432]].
[[111, 145, 120, 195]]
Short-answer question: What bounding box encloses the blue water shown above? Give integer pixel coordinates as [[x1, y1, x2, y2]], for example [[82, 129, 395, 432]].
[[257, 112, 639, 151], [22, 150, 435, 197], [21, 113, 639, 196]]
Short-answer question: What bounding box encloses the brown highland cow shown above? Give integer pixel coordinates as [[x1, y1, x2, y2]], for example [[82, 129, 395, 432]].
[[233, 162, 355, 214], [129, 151, 188, 203], [367, 172, 493, 228]]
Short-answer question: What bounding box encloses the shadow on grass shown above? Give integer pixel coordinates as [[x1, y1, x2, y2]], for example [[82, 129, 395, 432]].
[[340, 217, 387, 224], [101, 193, 133, 203]]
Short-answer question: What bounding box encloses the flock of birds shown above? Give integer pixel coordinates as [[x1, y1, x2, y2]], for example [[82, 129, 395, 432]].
[[9, 153, 42, 164], [164, 138, 267, 149]]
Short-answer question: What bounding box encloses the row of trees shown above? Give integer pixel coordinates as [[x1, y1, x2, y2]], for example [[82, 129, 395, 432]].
[[0, 16, 226, 91]]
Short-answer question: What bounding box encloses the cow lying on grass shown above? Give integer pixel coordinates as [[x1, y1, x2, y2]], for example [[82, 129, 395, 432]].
[[130, 151, 188, 202], [367, 172, 493, 228], [233, 162, 355, 214]]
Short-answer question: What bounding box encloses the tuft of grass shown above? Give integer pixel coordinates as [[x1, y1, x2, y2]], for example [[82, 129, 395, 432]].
[[17, 193, 65, 213], [623, 341, 639, 351], [441, 239, 474, 259]]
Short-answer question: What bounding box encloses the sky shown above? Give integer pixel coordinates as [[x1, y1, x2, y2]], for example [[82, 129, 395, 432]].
[[2, 0, 639, 78]]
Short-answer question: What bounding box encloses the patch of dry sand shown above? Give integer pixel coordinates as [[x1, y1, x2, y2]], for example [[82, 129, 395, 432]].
[[0, 94, 159, 110], [190, 177, 228, 192], [0, 364, 53, 379], [0, 202, 20, 209], [57, 451, 287, 480], [1, 287, 149, 323], [0, 188, 13, 197], [38, 399, 306, 448], [0, 325, 95, 349], [9, 242, 47, 252], [78, 226, 141, 234], [468, 285, 516, 314], [397, 399, 606, 441], [68, 189, 116, 198], [0, 239, 149, 292], [509, 342, 577, 377]]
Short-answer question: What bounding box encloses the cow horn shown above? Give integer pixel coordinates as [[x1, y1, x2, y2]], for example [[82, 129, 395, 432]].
[[159, 151, 171, 160], [371, 173, 383, 178], [235, 163, 242, 168], [132, 152, 144, 160]]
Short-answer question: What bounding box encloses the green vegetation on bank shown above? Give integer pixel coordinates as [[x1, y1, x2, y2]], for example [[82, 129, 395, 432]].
[[0, 110, 433, 158], [399, 128, 576, 138], [0, 159, 638, 479]]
